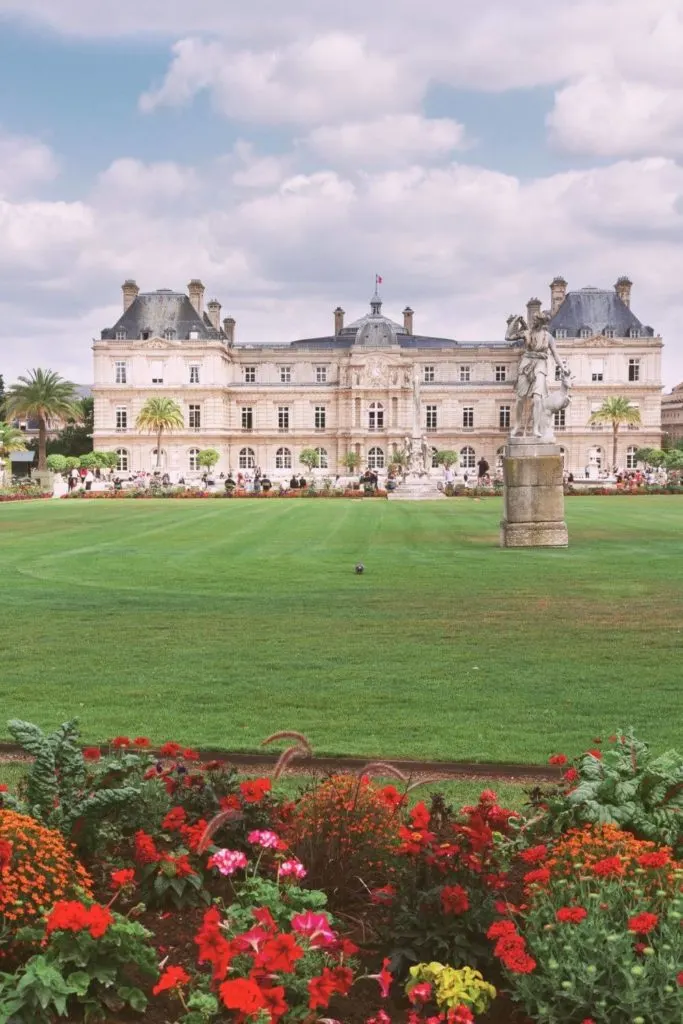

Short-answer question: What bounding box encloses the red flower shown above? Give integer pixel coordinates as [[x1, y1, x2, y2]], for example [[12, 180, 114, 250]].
[[376, 958, 392, 998], [556, 906, 588, 924], [162, 806, 187, 831], [172, 854, 196, 878], [0, 839, 13, 870], [110, 868, 135, 890], [180, 819, 208, 852], [409, 802, 431, 829], [587, 749, 603, 760], [479, 788, 497, 804], [183, 748, 200, 761], [239, 777, 272, 803], [591, 856, 624, 878], [563, 767, 579, 783], [523, 867, 551, 887], [195, 908, 234, 980], [379, 785, 405, 809], [441, 884, 469, 915], [0, 784, 7, 794], [83, 747, 101, 761], [637, 850, 670, 869], [134, 830, 161, 865], [370, 884, 396, 905], [261, 985, 288, 1020], [111, 736, 130, 749], [677, 971, 683, 986], [628, 912, 659, 935], [133, 736, 151, 748], [308, 971, 337, 1010], [153, 965, 190, 995], [449, 1008, 475, 1024], [219, 794, 241, 811], [87, 904, 113, 938], [548, 753, 567, 765], [46, 901, 112, 939], [219, 978, 265, 1014], [160, 741, 182, 757], [408, 982, 432, 1005], [256, 933, 304, 973], [487, 919, 517, 939], [519, 844, 548, 864]]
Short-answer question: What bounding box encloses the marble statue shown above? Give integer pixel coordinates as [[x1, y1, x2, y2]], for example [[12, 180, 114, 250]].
[[505, 311, 570, 439]]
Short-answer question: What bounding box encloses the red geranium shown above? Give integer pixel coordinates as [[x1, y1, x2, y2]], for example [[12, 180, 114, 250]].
[[409, 802, 431, 829], [160, 741, 182, 757], [133, 736, 151, 748], [628, 911, 659, 935], [564, 767, 579, 783], [556, 906, 588, 924], [441, 884, 469, 915], [379, 785, 405, 810], [153, 965, 190, 995], [219, 978, 265, 1014], [46, 901, 112, 939], [111, 736, 130, 749], [83, 747, 101, 761], [548, 754, 567, 765], [183, 748, 200, 761], [134, 830, 161, 865], [240, 777, 272, 803], [110, 868, 135, 890]]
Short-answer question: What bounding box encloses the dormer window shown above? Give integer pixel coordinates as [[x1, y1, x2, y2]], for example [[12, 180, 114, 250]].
[[580, 327, 591, 339], [163, 329, 176, 340], [141, 331, 150, 341], [115, 329, 126, 340], [604, 327, 616, 339], [555, 329, 567, 339], [189, 330, 199, 340], [629, 327, 641, 338]]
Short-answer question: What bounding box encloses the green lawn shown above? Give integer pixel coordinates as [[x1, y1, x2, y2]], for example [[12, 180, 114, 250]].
[[1, 498, 681, 763]]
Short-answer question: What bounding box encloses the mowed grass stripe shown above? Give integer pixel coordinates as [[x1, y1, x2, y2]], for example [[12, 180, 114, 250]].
[[0, 498, 681, 762]]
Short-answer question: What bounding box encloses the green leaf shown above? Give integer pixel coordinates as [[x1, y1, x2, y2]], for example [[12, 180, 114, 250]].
[[66, 970, 91, 996]]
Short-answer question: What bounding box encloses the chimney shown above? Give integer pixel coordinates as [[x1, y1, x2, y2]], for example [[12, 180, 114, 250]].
[[207, 298, 221, 330], [526, 297, 542, 327], [122, 279, 139, 312], [222, 316, 236, 345], [403, 306, 414, 335], [188, 279, 205, 316], [615, 276, 633, 308], [550, 276, 567, 316], [334, 306, 345, 334]]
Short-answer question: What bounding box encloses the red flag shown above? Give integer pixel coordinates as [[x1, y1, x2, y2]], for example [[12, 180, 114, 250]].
[[376, 274, 383, 285]]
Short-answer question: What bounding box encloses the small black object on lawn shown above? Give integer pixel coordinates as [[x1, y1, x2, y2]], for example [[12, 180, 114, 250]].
[[355, 563, 364, 574]]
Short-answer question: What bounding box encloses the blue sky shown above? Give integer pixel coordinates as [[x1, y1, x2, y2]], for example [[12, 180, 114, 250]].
[[0, 0, 682, 387]]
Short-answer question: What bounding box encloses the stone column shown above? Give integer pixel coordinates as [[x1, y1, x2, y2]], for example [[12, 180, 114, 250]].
[[500, 438, 568, 547]]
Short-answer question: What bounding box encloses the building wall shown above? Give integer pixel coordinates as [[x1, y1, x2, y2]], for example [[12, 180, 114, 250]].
[[661, 385, 683, 443], [93, 330, 663, 477]]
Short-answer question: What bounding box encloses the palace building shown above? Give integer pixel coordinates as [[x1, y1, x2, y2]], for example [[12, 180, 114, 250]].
[[92, 276, 663, 477]]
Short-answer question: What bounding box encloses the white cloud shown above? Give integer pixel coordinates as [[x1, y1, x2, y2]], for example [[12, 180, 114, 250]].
[[95, 159, 198, 205], [0, 129, 58, 199], [305, 115, 468, 168]]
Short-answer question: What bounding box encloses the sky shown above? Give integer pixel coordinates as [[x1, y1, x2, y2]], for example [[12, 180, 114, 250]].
[[1, 0, 682, 388]]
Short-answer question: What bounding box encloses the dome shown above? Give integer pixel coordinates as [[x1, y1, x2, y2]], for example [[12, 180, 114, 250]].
[[340, 293, 407, 348]]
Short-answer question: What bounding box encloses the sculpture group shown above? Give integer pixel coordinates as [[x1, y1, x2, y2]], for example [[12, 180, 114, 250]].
[[505, 312, 572, 441]]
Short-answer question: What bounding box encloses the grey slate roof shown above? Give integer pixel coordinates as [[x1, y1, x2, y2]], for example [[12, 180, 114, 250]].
[[549, 287, 654, 337], [101, 290, 226, 341]]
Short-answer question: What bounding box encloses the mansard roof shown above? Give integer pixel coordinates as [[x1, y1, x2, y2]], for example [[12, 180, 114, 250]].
[[101, 289, 226, 341], [549, 287, 654, 338]]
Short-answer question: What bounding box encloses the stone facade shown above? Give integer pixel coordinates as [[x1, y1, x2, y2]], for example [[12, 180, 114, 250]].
[[662, 383, 683, 444], [92, 278, 663, 478]]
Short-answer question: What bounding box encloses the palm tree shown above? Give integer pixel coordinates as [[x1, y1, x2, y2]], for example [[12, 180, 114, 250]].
[[0, 422, 27, 484], [388, 447, 410, 478], [588, 397, 641, 471], [5, 369, 78, 470], [136, 397, 184, 470]]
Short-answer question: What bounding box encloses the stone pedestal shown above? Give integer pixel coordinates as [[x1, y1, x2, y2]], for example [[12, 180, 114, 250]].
[[500, 439, 568, 548], [388, 473, 446, 501], [32, 470, 55, 492]]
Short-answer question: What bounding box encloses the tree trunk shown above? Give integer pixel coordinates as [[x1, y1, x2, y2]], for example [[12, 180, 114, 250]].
[[38, 417, 47, 470], [156, 428, 162, 469], [612, 423, 618, 472]]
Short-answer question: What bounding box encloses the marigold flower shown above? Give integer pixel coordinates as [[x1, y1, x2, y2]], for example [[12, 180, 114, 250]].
[[134, 830, 161, 865], [487, 919, 517, 939], [628, 911, 659, 934], [523, 867, 551, 887], [152, 965, 190, 995]]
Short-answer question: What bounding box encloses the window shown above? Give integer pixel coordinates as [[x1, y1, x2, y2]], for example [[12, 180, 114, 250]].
[[189, 448, 200, 471], [459, 365, 471, 383], [115, 448, 129, 472], [278, 406, 290, 430], [368, 402, 384, 430], [163, 329, 175, 340], [499, 405, 510, 429], [115, 406, 127, 430], [115, 329, 126, 340], [629, 327, 641, 338], [151, 360, 164, 384], [460, 446, 476, 470], [189, 364, 200, 384], [114, 361, 127, 384], [367, 446, 385, 469], [426, 405, 437, 430], [275, 447, 292, 469], [626, 446, 638, 469], [604, 328, 616, 339], [189, 330, 199, 340], [590, 359, 604, 383], [580, 327, 592, 339], [241, 407, 253, 430], [239, 447, 256, 469], [628, 358, 640, 382], [314, 406, 326, 429], [279, 366, 292, 383], [553, 409, 566, 429], [141, 331, 150, 341], [188, 404, 201, 429], [494, 365, 507, 382], [315, 366, 327, 384], [462, 406, 474, 428], [244, 366, 256, 383], [431, 447, 439, 469], [315, 447, 328, 469], [424, 365, 435, 383], [555, 329, 567, 340]]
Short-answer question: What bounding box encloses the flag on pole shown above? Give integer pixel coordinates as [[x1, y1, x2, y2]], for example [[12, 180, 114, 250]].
[[375, 274, 383, 286]]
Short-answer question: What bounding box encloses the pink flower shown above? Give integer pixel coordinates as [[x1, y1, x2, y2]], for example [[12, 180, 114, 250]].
[[280, 858, 307, 879], [247, 829, 282, 849], [291, 911, 336, 947], [208, 849, 248, 876], [408, 982, 432, 1005]]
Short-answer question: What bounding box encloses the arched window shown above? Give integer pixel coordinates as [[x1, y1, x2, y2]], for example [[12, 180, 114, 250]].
[[368, 402, 384, 430], [431, 447, 439, 468], [315, 447, 328, 469], [239, 447, 256, 469], [189, 448, 200, 471], [626, 445, 638, 469], [115, 448, 129, 472], [367, 446, 385, 469], [275, 447, 292, 469], [460, 446, 476, 470]]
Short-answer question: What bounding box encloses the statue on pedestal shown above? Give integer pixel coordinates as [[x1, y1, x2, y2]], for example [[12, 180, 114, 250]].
[[506, 311, 570, 440]]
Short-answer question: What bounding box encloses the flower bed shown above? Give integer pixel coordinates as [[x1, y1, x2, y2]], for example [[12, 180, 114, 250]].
[[0, 486, 51, 502], [0, 722, 681, 1023], [62, 488, 388, 500]]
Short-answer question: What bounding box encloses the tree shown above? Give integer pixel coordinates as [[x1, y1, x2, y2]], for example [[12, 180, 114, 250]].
[[0, 422, 27, 485], [5, 369, 79, 470], [634, 447, 667, 468], [587, 397, 641, 471], [433, 450, 459, 469], [664, 449, 683, 471], [340, 451, 361, 475], [388, 447, 410, 477], [0, 375, 6, 419], [64, 457, 80, 472], [197, 449, 220, 474], [135, 398, 184, 470], [299, 448, 320, 473], [46, 454, 68, 473], [99, 451, 119, 471]]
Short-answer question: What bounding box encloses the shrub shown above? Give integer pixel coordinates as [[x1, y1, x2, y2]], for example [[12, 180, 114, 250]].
[[0, 810, 92, 949], [46, 454, 67, 472], [284, 774, 402, 908], [492, 825, 683, 1024]]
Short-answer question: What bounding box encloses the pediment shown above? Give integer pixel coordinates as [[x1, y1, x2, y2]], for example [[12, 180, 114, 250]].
[[570, 335, 616, 348], [136, 336, 181, 350]]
